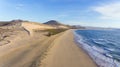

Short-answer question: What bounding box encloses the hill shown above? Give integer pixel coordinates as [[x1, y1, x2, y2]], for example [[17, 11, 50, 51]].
[[44, 20, 70, 29], [44, 20, 62, 25], [0, 20, 23, 26]]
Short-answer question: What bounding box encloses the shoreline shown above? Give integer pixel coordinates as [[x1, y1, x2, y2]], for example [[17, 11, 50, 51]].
[[74, 30, 120, 67], [40, 30, 97, 67]]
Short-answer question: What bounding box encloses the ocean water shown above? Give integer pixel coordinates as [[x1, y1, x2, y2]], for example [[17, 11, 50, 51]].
[[74, 29, 120, 67]]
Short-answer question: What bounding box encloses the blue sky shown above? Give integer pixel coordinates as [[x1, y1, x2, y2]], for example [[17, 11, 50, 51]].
[[0, 0, 120, 28]]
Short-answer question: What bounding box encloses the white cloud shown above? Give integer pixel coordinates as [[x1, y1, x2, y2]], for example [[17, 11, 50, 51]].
[[92, 2, 120, 20], [15, 4, 24, 10]]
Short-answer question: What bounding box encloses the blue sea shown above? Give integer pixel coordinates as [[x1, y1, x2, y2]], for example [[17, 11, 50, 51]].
[[74, 29, 120, 67]]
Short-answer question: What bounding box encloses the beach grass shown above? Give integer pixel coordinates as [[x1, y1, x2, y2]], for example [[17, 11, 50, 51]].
[[44, 29, 68, 36], [34, 29, 68, 36]]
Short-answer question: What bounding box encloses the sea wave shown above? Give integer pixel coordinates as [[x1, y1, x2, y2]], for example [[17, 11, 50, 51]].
[[74, 31, 120, 67]]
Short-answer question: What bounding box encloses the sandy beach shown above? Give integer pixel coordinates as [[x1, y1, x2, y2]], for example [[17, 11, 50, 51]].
[[40, 30, 97, 67], [0, 24, 97, 67]]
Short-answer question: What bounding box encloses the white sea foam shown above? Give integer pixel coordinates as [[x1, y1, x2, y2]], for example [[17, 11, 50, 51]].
[[74, 31, 120, 67]]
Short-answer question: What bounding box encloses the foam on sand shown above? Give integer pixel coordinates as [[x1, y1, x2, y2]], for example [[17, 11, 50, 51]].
[[74, 31, 120, 67]]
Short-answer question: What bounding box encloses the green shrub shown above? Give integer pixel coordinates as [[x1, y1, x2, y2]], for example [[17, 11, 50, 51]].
[[44, 29, 68, 36]]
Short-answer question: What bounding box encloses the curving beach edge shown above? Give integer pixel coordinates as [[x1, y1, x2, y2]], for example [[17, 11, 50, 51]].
[[40, 30, 97, 67]]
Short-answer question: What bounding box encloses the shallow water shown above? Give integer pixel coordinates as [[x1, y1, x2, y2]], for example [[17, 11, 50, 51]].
[[75, 29, 120, 67]]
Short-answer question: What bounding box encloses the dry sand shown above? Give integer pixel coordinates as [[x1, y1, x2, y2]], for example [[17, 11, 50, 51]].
[[0, 28, 97, 67], [21, 22, 55, 35], [40, 30, 97, 67], [0, 27, 62, 67]]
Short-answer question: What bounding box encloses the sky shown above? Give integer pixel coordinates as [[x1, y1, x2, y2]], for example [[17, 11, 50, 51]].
[[0, 0, 120, 28]]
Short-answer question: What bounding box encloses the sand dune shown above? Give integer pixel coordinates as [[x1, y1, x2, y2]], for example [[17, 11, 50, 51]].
[[0, 25, 62, 67], [0, 26, 97, 67], [0, 31, 51, 67], [22, 22, 55, 35]]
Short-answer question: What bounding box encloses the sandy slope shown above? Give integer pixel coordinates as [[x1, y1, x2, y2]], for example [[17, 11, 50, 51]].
[[40, 30, 97, 67], [0, 21, 58, 67], [0, 28, 97, 67], [0, 31, 47, 67], [0, 28, 62, 67], [21, 22, 55, 35]]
